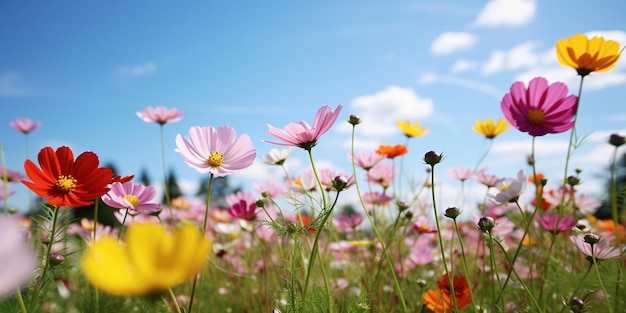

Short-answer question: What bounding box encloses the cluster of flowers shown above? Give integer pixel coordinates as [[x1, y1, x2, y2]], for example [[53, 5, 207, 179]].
[[0, 33, 624, 313]]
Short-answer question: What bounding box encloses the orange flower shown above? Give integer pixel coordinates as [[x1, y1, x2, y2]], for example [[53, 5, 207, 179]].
[[528, 173, 545, 185], [22, 146, 113, 207], [376, 144, 408, 159], [556, 33, 621, 77], [295, 213, 316, 232], [423, 273, 472, 313]]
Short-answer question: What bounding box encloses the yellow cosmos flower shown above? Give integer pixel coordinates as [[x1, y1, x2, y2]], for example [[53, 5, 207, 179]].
[[81, 222, 211, 296], [556, 33, 621, 77], [473, 118, 511, 139], [397, 120, 429, 138]]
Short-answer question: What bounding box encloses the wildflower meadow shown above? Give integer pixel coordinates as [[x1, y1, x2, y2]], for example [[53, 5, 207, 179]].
[[1, 33, 625, 313]]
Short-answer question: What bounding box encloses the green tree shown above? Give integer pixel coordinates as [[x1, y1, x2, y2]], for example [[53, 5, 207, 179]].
[[195, 176, 241, 209], [595, 151, 626, 220], [163, 169, 183, 204]]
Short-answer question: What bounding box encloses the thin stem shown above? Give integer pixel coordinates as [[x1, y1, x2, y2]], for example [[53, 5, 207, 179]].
[[349, 124, 408, 313], [453, 220, 478, 313], [168, 288, 183, 313], [494, 239, 543, 312], [16, 288, 27, 313], [560, 76, 585, 207], [473, 138, 494, 173], [92, 200, 99, 242], [559, 264, 592, 313], [486, 231, 504, 312], [429, 164, 458, 312], [591, 246, 614, 313], [187, 173, 214, 313], [31, 205, 60, 308]]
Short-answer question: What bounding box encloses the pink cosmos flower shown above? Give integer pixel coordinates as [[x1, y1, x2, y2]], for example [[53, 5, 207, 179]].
[[0, 216, 37, 297], [447, 167, 474, 181], [0, 181, 16, 200], [333, 212, 364, 230], [320, 169, 355, 192], [101, 181, 160, 213], [227, 199, 258, 221], [474, 170, 504, 188], [570, 233, 625, 260], [136, 106, 183, 125], [0, 166, 26, 182], [487, 170, 526, 205], [226, 191, 257, 207], [253, 181, 288, 198], [367, 162, 394, 189], [265, 104, 343, 150], [411, 216, 437, 234], [175, 126, 256, 177], [501, 77, 578, 137], [9, 118, 41, 134], [535, 213, 576, 233], [350, 150, 385, 171]]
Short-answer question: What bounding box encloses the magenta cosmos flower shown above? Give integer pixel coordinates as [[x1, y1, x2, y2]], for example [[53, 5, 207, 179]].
[[9, 118, 41, 134], [501, 77, 578, 137], [101, 181, 160, 214], [535, 213, 576, 233], [175, 125, 256, 177], [136, 106, 183, 125], [265, 104, 343, 150]]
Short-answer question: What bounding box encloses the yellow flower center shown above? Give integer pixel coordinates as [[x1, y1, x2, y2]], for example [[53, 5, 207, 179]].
[[207, 151, 224, 167], [56, 175, 77, 192], [499, 183, 510, 192], [526, 109, 546, 125], [124, 195, 140, 208]]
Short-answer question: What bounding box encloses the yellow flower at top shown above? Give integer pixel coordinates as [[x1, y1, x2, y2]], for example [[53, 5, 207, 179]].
[[81, 222, 211, 296], [473, 118, 511, 139], [556, 33, 621, 77], [396, 120, 429, 138]]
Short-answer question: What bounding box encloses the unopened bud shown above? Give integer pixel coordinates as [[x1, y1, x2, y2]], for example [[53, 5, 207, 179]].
[[255, 199, 266, 208], [332, 176, 349, 192], [568, 297, 584, 313], [423, 151, 443, 166], [348, 115, 362, 125], [396, 201, 410, 212], [445, 207, 461, 219], [478, 216, 495, 233], [609, 133, 625, 147], [584, 233, 600, 245], [50, 252, 65, 266], [567, 176, 580, 186]]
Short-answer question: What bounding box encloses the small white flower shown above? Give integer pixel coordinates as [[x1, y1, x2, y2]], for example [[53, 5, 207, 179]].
[[487, 169, 526, 205], [262, 148, 291, 165]]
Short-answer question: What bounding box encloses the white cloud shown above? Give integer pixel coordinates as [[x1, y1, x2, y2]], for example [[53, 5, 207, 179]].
[[0, 72, 30, 97], [474, 0, 536, 27], [116, 62, 157, 77], [586, 30, 626, 44], [338, 86, 434, 138], [430, 32, 478, 55], [450, 59, 478, 74], [482, 41, 541, 75], [418, 72, 501, 97]]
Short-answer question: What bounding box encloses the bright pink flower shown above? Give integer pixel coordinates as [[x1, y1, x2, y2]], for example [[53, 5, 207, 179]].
[[9, 118, 41, 134], [227, 199, 258, 221], [265, 104, 343, 150], [349, 150, 385, 170], [175, 126, 256, 177], [253, 181, 288, 198], [535, 213, 576, 233], [411, 216, 437, 234], [501, 77, 578, 137], [136, 106, 183, 125], [101, 181, 160, 213], [333, 212, 364, 230], [447, 167, 473, 181]]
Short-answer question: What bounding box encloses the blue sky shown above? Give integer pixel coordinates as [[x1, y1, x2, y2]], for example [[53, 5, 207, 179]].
[[2, 0, 626, 213]]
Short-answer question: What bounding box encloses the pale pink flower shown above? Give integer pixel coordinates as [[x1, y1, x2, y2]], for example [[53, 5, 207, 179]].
[[101, 181, 160, 213], [350, 150, 385, 170], [363, 191, 394, 207], [265, 104, 343, 150], [9, 118, 41, 134], [0, 182, 16, 200], [487, 170, 526, 205], [367, 162, 394, 188], [0, 216, 37, 297], [136, 106, 183, 125], [474, 171, 504, 188], [0, 166, 25, 182], [447, 167, 473, 181], [535, 213, 576, 233], [411, 215, 437, 234], [175, 126, 256, 177], [320, 169, 355, 192], [253, 181, 288, 198], [570, 233, 625, 260]]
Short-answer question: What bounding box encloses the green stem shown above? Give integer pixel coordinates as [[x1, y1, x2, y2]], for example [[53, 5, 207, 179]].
[[591, 246, 614, 313], [494, 239, 543, 312], [16, 288, 27, 313], [160, 124, 174, 213], [31, 205, 60, 308], [349, 124, 408, 313], [486, 232, 504, 312], [429, 164, 458, 312], [168, 288, 183, 313], [560, 76, 585, 207], [187, 173, 214, 313], [559, 265, 592, 313], [453, 220, 478, 313]]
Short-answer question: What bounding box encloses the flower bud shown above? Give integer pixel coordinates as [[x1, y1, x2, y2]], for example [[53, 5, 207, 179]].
[[396, 201, 410, 212], [478, 216, 495, 233], [445, 207, 461, 219], [568, 297, 584, 313], [332, 176, 349, 192], [584, 233, 600, 245], [567, 175, 580, 186], [416, 279, 427, 287], [49, 252, 65, 266], [255, 199, 266, 208], [423, 151, 443, 166], [609, 133, 625, 147], [348, 115, 362, 125]]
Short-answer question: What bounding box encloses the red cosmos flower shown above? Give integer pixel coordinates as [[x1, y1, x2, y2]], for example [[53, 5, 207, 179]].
[[22, 146, 113, 207], [423, 273, 472, 313]]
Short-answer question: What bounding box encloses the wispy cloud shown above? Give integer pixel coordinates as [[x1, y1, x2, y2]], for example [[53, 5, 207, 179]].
[[450, 59, 478, 74], [116, 62, 157, 77], [418, 72, 501, 97], [430, 32, 478, 55], [473, 0, 536, 28], [0, 72, 31, 97]]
